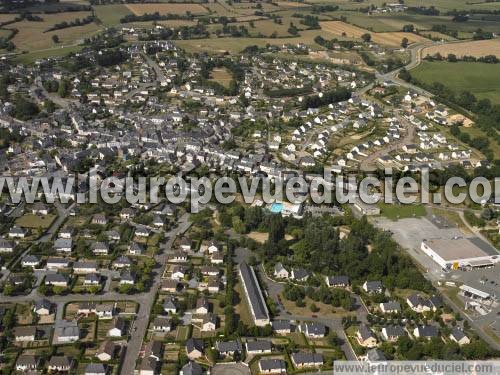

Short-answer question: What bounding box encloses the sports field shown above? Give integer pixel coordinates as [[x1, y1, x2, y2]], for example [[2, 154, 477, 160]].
[[411, 61, 500, 104]]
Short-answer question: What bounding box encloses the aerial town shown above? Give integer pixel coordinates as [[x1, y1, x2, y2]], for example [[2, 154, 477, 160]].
[[0, 0, 499, 374]]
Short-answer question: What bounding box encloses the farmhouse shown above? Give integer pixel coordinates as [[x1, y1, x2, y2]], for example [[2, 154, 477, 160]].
[[238, 262, 270, 327], [421, 238, 500, 270]]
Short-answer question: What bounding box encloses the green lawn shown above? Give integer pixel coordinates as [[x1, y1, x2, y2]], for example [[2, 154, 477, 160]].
[[15, 213, 56, 229], [411, 61, 500, 104], [14, 45, 84, 64], [378, 203, 426, 221]]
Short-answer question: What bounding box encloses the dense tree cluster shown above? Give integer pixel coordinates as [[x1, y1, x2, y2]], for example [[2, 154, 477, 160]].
[[407, 6, 440, 16], [120, 12, 194, 24], [45, 15, 95, 32], [96, 49, 128, 67], [301, 87, 351, 109]]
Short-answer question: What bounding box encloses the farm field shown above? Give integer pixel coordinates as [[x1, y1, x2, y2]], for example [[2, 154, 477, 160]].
[[326, 11, 500, 34], [411, 61, 500, 104], [94, 4, 133, 26], [422, 38, 500, 58], [6, 12, 100, 51], [320, 20, 427, 47], [276, 1, 311, 8], [321, 0, 500, 11], [175, 29, 339, 53], [125, 3, 208, 16], [14, 44, 84, 64]]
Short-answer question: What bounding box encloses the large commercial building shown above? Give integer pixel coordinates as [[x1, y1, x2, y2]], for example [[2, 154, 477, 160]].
[[421, 238, 500, 270], [238, 262, 270, 327]]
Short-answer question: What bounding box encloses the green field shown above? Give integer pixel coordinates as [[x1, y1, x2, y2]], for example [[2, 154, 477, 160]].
[[15, 213, 56, 229], [14, 44, 84, 64], [411, 61, 500, 104], [323, 0, 500, 12], [94, 4, 133, 26], [378, 202, 426, 221]]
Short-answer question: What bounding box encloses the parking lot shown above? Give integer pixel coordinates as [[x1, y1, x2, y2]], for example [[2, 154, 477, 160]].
[[373, 215, 500, 349], [373, 216, 463, 280]]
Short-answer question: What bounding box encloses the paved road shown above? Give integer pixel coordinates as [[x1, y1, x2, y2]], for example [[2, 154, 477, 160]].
[[360, 113, 415, 171], [2, 201, 74, 284], [355, 42, 434, 98], [1, 212, 191, 374], [372, 215, 500, 351], [256, 264, 361, 361], [120, 212, 190, 375]]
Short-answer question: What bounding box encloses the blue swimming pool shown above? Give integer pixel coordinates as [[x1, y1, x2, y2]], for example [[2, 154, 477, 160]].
[[270, 203, 283, 213]]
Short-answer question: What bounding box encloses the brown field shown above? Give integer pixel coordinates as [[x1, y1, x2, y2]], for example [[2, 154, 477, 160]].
[[125, 3, 208, 16], [235, 15, 266, 22], [210, 67, 232, 88], [422, 38, 500, 58], [276, 1, 311, 7], [0, 14, 17, 24], [8, 12, 100, 51], [320, 21, 427, 47]]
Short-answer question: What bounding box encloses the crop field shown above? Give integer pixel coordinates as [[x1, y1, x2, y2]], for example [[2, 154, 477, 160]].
[[7, 12, 100, 51], [176, 29, 338, 53], [125, 3, 208, 16], [314, 0, 500, 11], [320, 21, 427, 46], [422, 38, 500, 58], [411, 61, 500, 104], [276, 1, 311, 8]]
